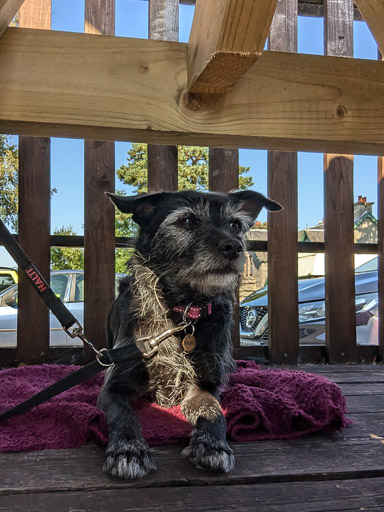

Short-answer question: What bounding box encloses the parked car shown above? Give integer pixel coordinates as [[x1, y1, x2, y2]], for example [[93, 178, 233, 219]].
[[0, 270, 125, 347], [240, 257, 379, 346], [0, 267, 18, 293]]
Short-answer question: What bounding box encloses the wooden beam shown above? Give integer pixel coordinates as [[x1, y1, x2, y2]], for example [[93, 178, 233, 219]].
[[1, 29, 384, 155], [0, 0, 24, 38], [355, 0, 384, 55], [84, 0, 115, 358], [17, 0, 51, 365], [324, 0, 357, 364], [147, 0, 178, 193], [187, 0, 278, 94], [267, 0, 299, 365]]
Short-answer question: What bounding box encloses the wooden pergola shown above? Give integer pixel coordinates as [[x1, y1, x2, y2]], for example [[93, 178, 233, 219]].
[[0, 0, 383, 366]]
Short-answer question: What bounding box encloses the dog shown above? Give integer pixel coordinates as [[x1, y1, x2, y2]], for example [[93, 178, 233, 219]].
[[98, 189, 282, 480]]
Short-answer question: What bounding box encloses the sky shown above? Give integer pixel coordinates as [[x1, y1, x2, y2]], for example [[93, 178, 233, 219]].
[[0, 0, 380, 266]]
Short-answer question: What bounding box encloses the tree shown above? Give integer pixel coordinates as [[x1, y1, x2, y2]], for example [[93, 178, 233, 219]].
[[115, 207, 137, 273], [116, 144, 254, 193], [50, 226, 84, 270], [0, 135, 18, 230]]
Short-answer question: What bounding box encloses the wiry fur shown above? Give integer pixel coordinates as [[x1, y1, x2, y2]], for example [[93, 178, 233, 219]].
[[98, 189, 282, 480]]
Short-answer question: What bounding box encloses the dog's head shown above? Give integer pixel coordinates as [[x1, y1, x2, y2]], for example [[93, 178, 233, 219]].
[[107, 190, 282, 297]]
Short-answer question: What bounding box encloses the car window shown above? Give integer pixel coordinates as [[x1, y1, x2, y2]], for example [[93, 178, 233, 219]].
[[73, 274, 84, 302], [0, 274, 16, 293], [51, 274, 69, 300]]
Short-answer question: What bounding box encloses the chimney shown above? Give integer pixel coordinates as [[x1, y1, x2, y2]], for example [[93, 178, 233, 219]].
[[354, 196, 373, 220]]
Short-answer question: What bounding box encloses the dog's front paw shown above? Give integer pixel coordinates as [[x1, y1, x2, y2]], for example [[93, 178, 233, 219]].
[[182, 433, 235, 473], [104, 438, 156, 480]]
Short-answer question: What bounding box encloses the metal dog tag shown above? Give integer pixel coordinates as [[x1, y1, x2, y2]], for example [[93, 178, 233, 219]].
[[182, 334, 196, 352]]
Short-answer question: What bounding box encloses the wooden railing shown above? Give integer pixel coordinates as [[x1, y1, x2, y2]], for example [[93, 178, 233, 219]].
[[0, 0, 383, 366]]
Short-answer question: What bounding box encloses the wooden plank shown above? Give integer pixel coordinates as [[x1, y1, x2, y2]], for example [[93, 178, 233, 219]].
[[0, 0, 24, 38], [379, 152, 384, 362], [2, 478, 384, 512], [18, 0, 50, 28], [1, 30, 384, 154], [378, 40, 384, 363], [188, 0, 279, 94], [324, 1, 356, 364], [208, 148, 239, 192], [147, 0, 178, 193], [268, 152, 299, 364], [2, 437, 384, 494], [355, 0, 384, 55], [324, 155, 357, 363], [267, 0, 298, 365], [83, 0, 115, 356], [17, 0, 51, 365], [209, 148, 240, 352]]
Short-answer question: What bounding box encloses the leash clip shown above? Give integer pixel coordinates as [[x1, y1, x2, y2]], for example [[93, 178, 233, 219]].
[[64, 321, 114, 367]]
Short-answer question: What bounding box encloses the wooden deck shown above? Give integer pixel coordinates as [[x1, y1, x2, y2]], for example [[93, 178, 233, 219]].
[[1, 364, 384, 511]]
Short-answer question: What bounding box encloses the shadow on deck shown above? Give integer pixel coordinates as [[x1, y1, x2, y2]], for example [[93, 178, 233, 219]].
[[1, 365, 384, 511]]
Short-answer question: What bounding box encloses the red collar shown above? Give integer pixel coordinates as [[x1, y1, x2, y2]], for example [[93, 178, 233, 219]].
[[172, 303, 212, 320]]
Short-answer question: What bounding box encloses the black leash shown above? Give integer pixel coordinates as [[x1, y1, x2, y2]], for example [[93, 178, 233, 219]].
[[0, 219, 121, 423], [0, 344, 143, 422]]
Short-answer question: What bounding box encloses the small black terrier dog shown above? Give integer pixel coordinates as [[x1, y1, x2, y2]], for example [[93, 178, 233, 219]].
[[98, 189, 282, 480]]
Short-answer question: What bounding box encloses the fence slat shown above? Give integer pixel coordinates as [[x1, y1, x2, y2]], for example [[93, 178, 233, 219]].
[[147, 0, 178, 193], [209, 148, 240, 352], [379, 50, 384, 363], [379, 152, 384, 362], [0, 0, 25, 38], [17, 0, 51, 364], [267, 0, 299, 364], [324, 0, 357, 363], [84, 0, 115, 355]]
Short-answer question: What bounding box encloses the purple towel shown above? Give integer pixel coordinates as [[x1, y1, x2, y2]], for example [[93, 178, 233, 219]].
[[0, 362, 350, 452]]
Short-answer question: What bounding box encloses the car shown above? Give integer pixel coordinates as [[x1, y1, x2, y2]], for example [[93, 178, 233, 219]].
[[0, 270, 125, 347], [0, 267, 18, 293], [240, 257, 379, 346]]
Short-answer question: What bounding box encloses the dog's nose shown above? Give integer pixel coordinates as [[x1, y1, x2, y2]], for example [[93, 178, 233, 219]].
[[218, 239, 243, 260]]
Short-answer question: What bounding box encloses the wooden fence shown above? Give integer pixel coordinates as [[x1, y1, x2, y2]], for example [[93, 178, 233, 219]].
[[0, 0, 383, 366]]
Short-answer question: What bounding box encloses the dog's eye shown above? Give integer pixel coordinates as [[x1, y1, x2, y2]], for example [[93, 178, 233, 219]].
[[229, 220, 242, 232], [178, 216, 195, 229]]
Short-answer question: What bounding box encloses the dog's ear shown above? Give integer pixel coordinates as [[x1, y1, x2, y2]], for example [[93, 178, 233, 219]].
[[106, 192, 167, 226], [227, 190, 283, 222]]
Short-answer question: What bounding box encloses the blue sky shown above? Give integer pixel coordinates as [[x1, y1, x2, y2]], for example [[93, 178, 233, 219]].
[[0, 1, 380, 266]]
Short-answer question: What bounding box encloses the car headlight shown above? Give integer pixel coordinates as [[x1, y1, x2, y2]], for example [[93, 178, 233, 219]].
[[298, 301, 326, 323]]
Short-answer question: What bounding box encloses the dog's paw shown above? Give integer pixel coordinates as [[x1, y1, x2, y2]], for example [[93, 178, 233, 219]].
[[103, 438, 156, 480], [182, 433, 235, 473]]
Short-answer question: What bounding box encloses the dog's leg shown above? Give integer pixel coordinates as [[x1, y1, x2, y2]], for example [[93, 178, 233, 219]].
[[180, 387, 234, 472], [98, 366, 156, 480]]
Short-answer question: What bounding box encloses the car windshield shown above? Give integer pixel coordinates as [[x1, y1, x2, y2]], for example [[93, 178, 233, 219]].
[[355, 257, 378, 273]]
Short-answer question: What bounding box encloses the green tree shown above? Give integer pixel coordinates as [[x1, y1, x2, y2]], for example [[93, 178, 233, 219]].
[[116, 144, 254, 193], [115, 208, 137, 273], [50, 226, 84, 270], [0, 135, 18, 230]]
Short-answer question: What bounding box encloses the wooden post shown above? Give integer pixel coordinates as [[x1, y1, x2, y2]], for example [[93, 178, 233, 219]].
[[147, 0, 178, 193], [84, 0, 116, 356], [378, 51, 384, 362], [324, 0, 357, 363], [17, 0, 51, 364], [267, 0, 299, 365], [209, 148, 240, 352]]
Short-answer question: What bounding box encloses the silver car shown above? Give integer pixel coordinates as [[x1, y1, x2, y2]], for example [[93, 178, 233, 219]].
[[0, 270, 125, 347]]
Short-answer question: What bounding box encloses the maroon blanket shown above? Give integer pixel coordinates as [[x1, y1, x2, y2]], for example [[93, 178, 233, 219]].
[[0, 361, 350, 452]]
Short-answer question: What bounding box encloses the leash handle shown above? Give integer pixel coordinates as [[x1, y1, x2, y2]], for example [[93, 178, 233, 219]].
[[0, 219, 78, 330]]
